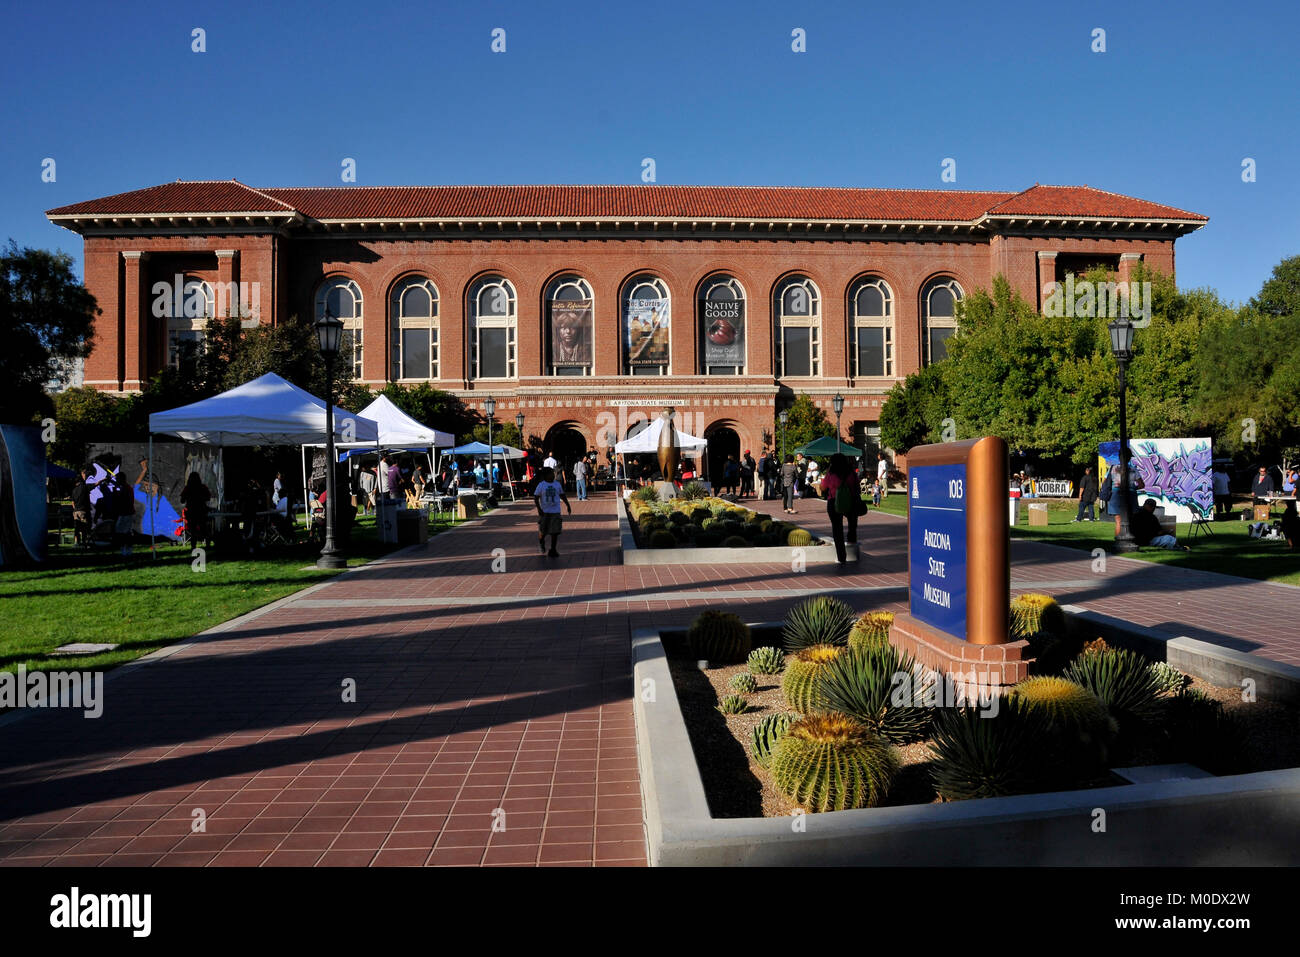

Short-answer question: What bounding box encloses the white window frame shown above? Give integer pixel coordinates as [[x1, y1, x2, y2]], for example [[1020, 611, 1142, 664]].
[[547, 275, 594, 376], [470, 276, 517, 380], [622, 274, 670, 376], [775, 276, 821, 378], [390, 277, 439, 381], [851, 277, 894, 378], [922, 278, 963, 366], [167, 276, 214, 368], [698, 275, 745, 375], [315, 277, 364, 380]]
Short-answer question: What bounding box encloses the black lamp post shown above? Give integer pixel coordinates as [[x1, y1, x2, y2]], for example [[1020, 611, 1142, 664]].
[[1109, 318, 1138, 553], [485, 396, 496, 492], [515, 411, 525, 452], [315, 311, 346, 569], [778, 407, 789, 463], [833, 392, 844, 450]]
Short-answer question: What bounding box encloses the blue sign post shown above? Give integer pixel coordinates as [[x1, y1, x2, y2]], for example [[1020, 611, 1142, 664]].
[[908, 464, 969, 639]]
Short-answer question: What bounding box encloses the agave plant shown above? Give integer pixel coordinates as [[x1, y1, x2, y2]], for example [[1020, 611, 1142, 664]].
[[782, 595, 856, 651], [746, 645, 785, 675], [1065, 647, 1163, 725], [812, 643, 935, 743], [750, 711, 799, 768], [770, 714, 899, 811], [928, 698, 1058, 801], [1148, 661, 1189, 695], [717, 694, 749, 715], [729, 672, 758, 694]]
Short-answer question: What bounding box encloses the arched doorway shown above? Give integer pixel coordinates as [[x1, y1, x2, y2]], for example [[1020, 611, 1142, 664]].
[[543, 423, 588, 489], [704, 424, 740, 488]]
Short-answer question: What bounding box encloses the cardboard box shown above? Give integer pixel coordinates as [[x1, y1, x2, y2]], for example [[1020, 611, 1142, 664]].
[[1254, 504, 1272, 522], [1028, 502, 1050, 526]]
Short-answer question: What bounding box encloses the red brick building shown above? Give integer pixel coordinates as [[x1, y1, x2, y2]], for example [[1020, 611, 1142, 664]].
[[47, 181, 1205, 474]]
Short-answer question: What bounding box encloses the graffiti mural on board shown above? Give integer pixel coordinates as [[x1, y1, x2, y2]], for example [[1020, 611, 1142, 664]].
[[1098, 437, 1213, 522]]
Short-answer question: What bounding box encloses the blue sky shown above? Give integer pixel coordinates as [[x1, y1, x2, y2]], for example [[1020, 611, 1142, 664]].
[[2, 0, 1296, 305]]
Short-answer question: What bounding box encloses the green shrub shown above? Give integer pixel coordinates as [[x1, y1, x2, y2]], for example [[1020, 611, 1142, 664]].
[[1149, 661, 1189, 695], [717, 694, 749, 715], [751, 712, 798, 768], [782, 644, 843, 713], [631, 485, 658, 504], [747, 645, 784, 675], [928, 698, 1059, 801], [847, 612, 894, 653], [812, 643, 934, 743], [787, 528, 814, 547], [1010, 593, 1067, 640], [648, 530, 677, 549], [721, 535, 749, 548], [783, 595, 856, 651], [1065, 648, 1163, 727], [770, 714, 899, 811], [729, 672, 758, 694], [687, 610, 752, 664]]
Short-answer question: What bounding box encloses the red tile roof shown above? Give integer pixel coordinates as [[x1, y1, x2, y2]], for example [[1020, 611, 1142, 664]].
[[47, 180, 1207, 224]]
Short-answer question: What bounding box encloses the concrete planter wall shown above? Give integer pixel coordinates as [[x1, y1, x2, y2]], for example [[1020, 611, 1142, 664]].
[[633, 623, 1300, 866]]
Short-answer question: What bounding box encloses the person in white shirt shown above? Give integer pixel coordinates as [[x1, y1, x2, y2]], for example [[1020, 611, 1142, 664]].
[[543, 452, 558, 470], [533, 466, 571, 557], [877, 457, 889, 499]]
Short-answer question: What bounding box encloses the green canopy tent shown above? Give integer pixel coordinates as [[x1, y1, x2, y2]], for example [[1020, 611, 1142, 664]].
[[793, 435, 862, 457]]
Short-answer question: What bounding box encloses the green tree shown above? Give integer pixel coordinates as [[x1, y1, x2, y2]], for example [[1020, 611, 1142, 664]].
[[48, 386, 126, 467], [878, 363, 951, 453], [1247, 255, 1300, 317], [775, 393, 834, 455], [0, 240, 98, 423]]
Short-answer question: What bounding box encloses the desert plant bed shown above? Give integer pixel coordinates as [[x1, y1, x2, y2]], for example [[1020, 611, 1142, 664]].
[[663, 597, 1300, 819], [625, 490, 824, 549]]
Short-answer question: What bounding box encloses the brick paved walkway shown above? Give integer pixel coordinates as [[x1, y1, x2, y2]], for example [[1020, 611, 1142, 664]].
[[2, 490, 1296, 868]]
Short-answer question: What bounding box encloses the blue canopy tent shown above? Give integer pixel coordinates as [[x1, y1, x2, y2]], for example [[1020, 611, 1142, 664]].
[[445, 442, 525, 500]]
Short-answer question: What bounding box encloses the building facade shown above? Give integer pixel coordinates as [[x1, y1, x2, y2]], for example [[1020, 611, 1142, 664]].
[[48, 181, 1206, 473]]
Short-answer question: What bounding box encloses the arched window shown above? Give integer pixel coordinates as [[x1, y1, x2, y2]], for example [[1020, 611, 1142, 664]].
[[546, 275, 593, 376], [775, 276, 820, 377], [389, 277, 439, 381], [622, 274, 670, 375], [850, 277, 894, 377], [167, 276, 214, 368], [922, 278, 963, 365], [315, 277, 363, 380], [469, 276, 517, 379], [698, 275, 745, 375]]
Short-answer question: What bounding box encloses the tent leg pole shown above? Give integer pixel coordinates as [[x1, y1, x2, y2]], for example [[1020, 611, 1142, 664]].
[[148, 434, 156, 559], [301, 445, 310, 532]]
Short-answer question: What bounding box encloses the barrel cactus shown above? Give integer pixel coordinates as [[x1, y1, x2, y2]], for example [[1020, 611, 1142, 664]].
[[782, 644, 844, 713], [721, 535, 750, 548], [770, 714, 899, 811], [687, 610, 752, 664], [783, 595, 856, 650], [747, 645, 785, 675], [690, 507, 711, 524], [787, 527, 814, 547], [717, 693, 749, 715], [729, 672, 758, 694], [751, 711, 799, 768], [1008, 675, 1115, 771], [848, 611, 895, 653], [1010, 593, 1067, 640], [649, 529, 677, 549]]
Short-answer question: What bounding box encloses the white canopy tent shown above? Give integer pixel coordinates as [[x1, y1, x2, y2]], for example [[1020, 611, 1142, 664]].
[[614, 417, 708, 454], [146, 372, 380, 547]]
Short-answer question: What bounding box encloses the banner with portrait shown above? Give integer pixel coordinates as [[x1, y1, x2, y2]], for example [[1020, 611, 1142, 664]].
[[625, 298, 670, 367], [701, 297, 745, 366], [550, 298, 593, 367]]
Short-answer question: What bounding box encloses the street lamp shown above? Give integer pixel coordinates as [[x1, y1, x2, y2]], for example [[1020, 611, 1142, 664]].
[[314, 310, 346, 569], [778, 407, 789, 463], [1109, 318, 1137, 553], [485, 396, 496, 494], [833, 392, 844, 450], [516, 411, 525, 488]]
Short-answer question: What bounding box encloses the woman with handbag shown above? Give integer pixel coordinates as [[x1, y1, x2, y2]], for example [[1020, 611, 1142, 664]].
[[821, 453, 866, 564]]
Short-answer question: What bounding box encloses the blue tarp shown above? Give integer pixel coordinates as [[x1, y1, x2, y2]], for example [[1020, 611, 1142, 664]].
[[46, 461, 78, 479]]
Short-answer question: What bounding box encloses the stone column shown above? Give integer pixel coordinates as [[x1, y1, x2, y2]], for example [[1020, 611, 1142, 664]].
[[215, 249, 239, 320], [1118, 252, 1142, 285], [1036, 251, 1058, 312], [121, 251, 149, 392]]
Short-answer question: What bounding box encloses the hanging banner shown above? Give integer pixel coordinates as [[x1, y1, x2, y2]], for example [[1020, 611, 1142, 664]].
[[701, 296, 745, 366], [551, 298, 593, 366], [625, 298, 670, 366]]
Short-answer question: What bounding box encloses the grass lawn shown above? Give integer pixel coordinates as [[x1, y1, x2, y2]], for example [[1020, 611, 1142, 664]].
[[867, 492, 1300, 586], [0, 507, 477, 675]]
